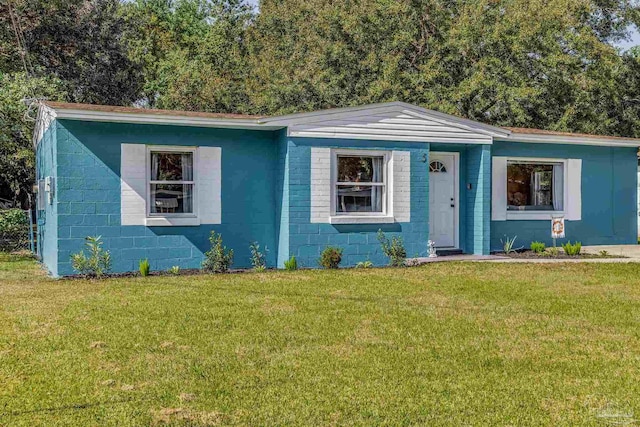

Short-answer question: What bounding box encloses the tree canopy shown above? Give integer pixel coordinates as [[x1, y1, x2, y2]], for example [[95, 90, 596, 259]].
[[2, 0, 640, 206]]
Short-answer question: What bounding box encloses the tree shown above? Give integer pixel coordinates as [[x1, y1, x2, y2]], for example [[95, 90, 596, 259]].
[[0, 0, 144, 105], [0, 72, 66, 206]]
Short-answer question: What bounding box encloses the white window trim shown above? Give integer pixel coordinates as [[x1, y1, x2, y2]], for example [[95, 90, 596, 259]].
[[505, 157, 568, 221], [145, 145, 200, 226], [329, 149, 394, 223]]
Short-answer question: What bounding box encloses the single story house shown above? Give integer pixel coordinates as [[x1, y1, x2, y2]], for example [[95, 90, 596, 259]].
[[33, 101, 639, 276]]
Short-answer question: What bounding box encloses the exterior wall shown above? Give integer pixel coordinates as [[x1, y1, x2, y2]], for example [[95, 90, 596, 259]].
[[491, 141, 638, 250], [281, 137, 430, 268], [52, 120, 280, 276], [35, 122, 58, 276], [466, 145, 492, 254]]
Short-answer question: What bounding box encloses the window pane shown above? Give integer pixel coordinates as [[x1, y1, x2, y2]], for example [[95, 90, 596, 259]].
[[150, 184, 193, 214], [336, 185, 384, 213], [151, 152, 193, 181], [337, 156, 384, 183], [507, 163, 563, 211]]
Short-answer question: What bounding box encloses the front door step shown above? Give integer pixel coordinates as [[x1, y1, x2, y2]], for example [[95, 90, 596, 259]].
[[436, 248, 464, 256]]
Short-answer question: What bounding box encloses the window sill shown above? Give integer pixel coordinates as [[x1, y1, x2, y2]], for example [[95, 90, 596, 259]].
[[329, 215, 395, 225], [506, 211, 564, 221], [145, 217, 200, 227]]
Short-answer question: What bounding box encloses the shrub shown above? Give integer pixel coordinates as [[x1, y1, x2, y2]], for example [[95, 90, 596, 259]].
[[284, 255, 297, 271], [70, 236, 111, 277], [250, 241, 267, 272], [377, 230, 407, 267], [139, 259, 150, 277], [168, 266, 180, 275], [562, 241, 582, 256], [530, 241, 546, 253], [355, 260, 373, 269], [0, 209, 29, 252], [501, 235, 517, 254], [546, 247, 559, 257], [202, 231, 234, 273], [319, 246, 343, 269]]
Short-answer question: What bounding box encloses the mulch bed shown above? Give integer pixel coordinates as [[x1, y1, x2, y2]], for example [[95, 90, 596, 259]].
[[499, 250, 621, 259]]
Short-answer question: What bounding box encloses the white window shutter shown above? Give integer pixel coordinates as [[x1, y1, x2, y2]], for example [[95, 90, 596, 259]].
[[121, 144, 147, 225], [310, 147, 331, 223], [392, 151, 411, 222], [198, 147, 222, 224], [491, 156, 507, 221], [566, 158, 582, 220]]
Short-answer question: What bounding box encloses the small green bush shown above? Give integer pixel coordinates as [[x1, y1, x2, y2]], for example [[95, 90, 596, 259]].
[[355, 260, 373, 268], [530, 241, 546, 253], [139, 259, 150, 276], [562, 241, 582, 256], [377, 230, 406, 267], [0, 209, 29, 252], [168, 266, 180, 275], [250, 241, 267, 271], [284, 255, 297, 271], [70, 236, 111, 277], [202, 231, 234, 273], [501, 235, 517, 254], [546, 247, 559, 257], [319, 246, 343, 269]]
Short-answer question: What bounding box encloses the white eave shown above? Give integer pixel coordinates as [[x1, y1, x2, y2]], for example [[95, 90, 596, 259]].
[[497, 132, 640, 148], [51, 107, 279, 130]]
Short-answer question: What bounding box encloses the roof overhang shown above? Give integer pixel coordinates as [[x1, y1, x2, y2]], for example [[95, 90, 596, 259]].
[[49, 105, 281, 131], [497, 132, 640, 148]]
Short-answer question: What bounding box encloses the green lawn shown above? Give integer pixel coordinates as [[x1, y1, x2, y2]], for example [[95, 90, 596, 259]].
[[2, 254, 640, 426]]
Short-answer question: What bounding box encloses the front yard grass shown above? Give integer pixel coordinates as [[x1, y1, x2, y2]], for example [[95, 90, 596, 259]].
[[2, 253, 640, 425]]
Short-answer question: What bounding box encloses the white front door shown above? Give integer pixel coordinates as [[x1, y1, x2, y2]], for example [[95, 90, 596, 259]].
[[429, 153, 458, 248]]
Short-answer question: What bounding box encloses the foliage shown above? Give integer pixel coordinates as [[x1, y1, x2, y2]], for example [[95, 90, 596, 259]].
[[70, 236, 111, 277], [319, 246, 342, 269], [355, 260, 373, 269], [501, 235, 518, 254], [0, 73, 66, 207], [139, 258, 150, 277], [249, 241, 267, 272], [284, 255, 297, 271], [377, 230, 406, 267], [168, 265, 180, 275], [546, 247, 560, 257], [599, 250, 610, 257], [562, 241, 582, 256], [530, 241, 546, 254], [202, 231, 233, 273], [0, 208, 29, 252]]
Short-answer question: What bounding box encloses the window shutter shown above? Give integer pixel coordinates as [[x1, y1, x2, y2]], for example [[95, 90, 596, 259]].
[[310, 147, 331, 223], [121, 144, 146, 225], [392, 151, 411, 222], [566, 158, 582, 220], [197, 147, 222, 224], [491, 156, 507, 221]]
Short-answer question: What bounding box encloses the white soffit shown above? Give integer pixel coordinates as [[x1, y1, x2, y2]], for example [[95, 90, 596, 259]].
[[497, 132, 640, 148], [264, 102, 508, 144]]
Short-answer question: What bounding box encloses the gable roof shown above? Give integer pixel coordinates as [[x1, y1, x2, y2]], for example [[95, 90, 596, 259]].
[[263, 101, 509, 144]]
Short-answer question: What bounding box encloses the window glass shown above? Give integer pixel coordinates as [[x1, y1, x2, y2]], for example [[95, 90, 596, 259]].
[[337, 156, 383, 183], [150, 151, 194, 214], [335, 155, 385, 213], [507, 162, 563, 211]]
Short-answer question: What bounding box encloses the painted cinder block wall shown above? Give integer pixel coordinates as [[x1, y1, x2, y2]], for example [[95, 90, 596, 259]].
[[277, 136, 431, 268], [490, 141, 638, 250], [36, 123, 59, 276], [50, 119, 281, 276]]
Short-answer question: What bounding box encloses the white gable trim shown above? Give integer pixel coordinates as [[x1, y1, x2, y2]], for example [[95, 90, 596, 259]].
[[275, 103, 502, 145]]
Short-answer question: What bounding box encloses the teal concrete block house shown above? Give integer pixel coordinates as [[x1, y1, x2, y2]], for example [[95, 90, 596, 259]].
[[33, 101, 640, 276]]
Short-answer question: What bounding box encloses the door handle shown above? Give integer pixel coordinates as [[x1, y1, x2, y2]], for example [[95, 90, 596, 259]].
[[450, 197, 455, 208]]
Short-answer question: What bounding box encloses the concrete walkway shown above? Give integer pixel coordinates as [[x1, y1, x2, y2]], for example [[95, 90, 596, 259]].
[[410, 245, 640, 265]]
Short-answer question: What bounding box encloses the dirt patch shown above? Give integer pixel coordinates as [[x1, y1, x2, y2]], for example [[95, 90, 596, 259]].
[[152, 408, 224, 426]]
